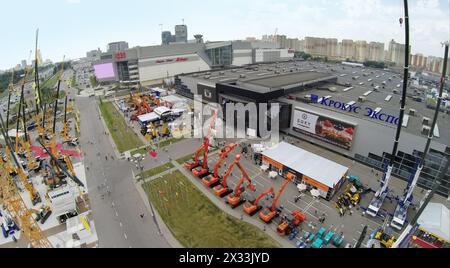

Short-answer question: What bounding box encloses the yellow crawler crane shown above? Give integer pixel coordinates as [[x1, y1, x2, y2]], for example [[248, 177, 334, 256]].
[[8, 146, 41, 206], [0, 158, 52, 248], [64, 156, 75, 177], [21, 139, 39, 171]]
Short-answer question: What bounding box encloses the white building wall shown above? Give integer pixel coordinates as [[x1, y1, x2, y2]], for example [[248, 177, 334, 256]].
[[232, 49, 253, 66], [138, 53, 210, 84], [254, 49, 294, 63]]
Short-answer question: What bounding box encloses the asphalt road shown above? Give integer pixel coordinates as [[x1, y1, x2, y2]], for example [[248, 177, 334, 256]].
[[75, 95, 170, 248]]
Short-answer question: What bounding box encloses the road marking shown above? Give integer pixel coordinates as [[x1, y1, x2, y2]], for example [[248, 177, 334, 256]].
[[119, 222, 123, 227], [124, 233, 128, 240], [115, 211, 119, 217], [287, 200, 318, 220]]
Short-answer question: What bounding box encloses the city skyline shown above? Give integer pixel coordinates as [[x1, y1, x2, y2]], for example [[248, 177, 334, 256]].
[[0, 0, 448, 70]]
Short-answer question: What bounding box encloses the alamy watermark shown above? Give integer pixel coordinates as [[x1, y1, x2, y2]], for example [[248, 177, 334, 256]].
[[169, 95, 280, 144]]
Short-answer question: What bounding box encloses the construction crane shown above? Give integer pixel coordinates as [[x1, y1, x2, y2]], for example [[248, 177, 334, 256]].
[[0, 112, 52, 248], [276, 210, 306, 236], [242, 187, 274, 215], [186, 110, 217, 172], [366, 0, 410, 218], [3, 99, 41, 206], [202, 143, 237, 187], [259, 175, 293, 223], [212, 154, 242, 197], [391, 43, 448, 231], [37, 138, 85, 188], [59, 96, 72, 143], [225, 161, 255, 208]]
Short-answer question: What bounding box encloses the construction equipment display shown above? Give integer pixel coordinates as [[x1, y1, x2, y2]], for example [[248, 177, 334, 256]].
[[242, 187, 274, 215], [259, 175, 293, 223], [191, 111, 218, 177], [391, 43, 448, 231], [366, 0, 410, 218], [202, 143, 237, 187], [276, 210, 306, 236], [212, 154, 242, 197], [374, 228, 396, 248], [225, 162, 256, 208], [185, 110, 217, 171]]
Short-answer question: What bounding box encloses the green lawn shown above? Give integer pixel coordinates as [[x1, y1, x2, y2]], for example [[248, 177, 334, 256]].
[[143, 170, 280, 248], [176, 153, 195, 165], [131, 137, 185, 155], [137, 162, 175, 181], [157, 137, 185, 148], [99, 101, 144, 152]]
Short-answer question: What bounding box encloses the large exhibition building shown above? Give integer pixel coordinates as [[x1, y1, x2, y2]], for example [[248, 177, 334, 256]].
[[175, 60, 450, 196], [92, 41, 294, 86]]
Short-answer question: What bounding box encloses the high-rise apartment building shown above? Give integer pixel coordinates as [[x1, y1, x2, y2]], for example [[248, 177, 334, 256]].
[[175, 24, 188, 43], [368, 42, 385, 62]]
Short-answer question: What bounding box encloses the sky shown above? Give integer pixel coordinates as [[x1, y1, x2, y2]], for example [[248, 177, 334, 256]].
[[0, 0, 449, 70]]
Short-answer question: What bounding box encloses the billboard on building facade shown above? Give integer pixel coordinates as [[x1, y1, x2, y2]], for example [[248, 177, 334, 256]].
[[292, 108, 356, 150], [94, 63, 115, 79]]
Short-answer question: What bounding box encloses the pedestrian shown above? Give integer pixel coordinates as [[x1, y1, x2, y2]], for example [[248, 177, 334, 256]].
[[371, 168, 374, 174], [314, 209, 318, 215], [105, 156, 108, 161], [349, 210, 353, 216]]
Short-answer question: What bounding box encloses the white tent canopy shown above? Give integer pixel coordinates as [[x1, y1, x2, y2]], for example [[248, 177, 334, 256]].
[[417, 202, 450, 242], [262, 142, 348, 189]]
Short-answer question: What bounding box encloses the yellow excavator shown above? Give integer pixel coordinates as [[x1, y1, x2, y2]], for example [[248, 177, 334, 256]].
[[375, 228, 396, 248]]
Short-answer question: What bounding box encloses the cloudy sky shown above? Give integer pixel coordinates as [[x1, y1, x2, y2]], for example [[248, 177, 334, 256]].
[[0, 0, 448, 69]]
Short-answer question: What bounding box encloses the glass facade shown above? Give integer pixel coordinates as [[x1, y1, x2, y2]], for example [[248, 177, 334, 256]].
[[206, 45, 232, 66], [117, 61, 130, 81]]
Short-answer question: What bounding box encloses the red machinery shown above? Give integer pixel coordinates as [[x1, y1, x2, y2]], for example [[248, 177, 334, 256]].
[[212, 154, 242, 197], [202, 143, 237, 187], [141, 96, 153, 113], [184, 137, 209, 170], [276, 210, 306, 236], [226, 162, 255, 208], [242, 187, 274, 215], [130, 94, 144, 121], [259, 175, 293, 223], [191, 111, 218, 177]]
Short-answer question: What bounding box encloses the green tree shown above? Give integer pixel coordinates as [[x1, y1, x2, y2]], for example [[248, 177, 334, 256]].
[[90, 75, 98, 88]]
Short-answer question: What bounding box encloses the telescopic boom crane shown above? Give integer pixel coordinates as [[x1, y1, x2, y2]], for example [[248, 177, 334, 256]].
[[212, 154, 242, 197], [226, 160, 255, 208], [366, 0, 410, 218], [192, 110, 218, 177], [202, 143, 237, 187], [259, 175, 293, 223], [391, 43, 448, 230], [243, 187, 274, 215]]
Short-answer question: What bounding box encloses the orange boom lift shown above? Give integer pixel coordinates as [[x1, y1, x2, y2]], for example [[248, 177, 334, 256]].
[[259, 175, 293, 223], [276, 210, 306, 236], [226, 162, 255, 208], [212, 154, 242, 197], [191, 111, 218, 177], [243, 187, 274, 215], [202, 143, 237, 187]]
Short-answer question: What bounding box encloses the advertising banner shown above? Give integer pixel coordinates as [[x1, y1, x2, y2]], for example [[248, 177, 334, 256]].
[[292, 108, 356, 150]]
